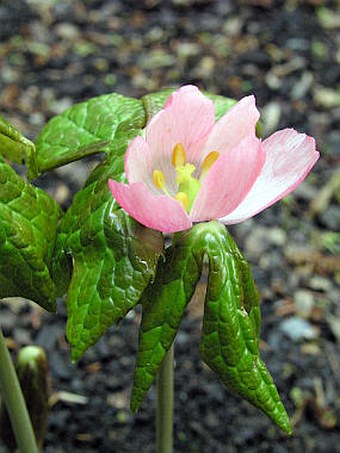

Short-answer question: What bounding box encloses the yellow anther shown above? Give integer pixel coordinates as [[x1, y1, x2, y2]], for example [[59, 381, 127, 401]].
[[153, 169, 166, 189], [202, 151, 220, 172], [175, 192, 189, 210], [172, 143, 186, 167]]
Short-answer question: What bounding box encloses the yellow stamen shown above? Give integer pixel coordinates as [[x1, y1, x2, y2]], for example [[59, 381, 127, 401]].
[[200, 151, 220, 182], [175, 192, 189, 210], [153, 169, 166, 189], [202, 151, 220, 172], [172, 143, 186, 167]]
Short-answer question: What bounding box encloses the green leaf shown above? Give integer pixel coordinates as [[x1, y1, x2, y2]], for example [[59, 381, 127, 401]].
[[200, 222, 292, 434], [51, 100, 164, 359], [130, 229, 204, 412], [34, 93, 146, 175], [131, 221, 291, 434], [0, 156, 61, 311], [0, 116, 37, 179], [142, 88, 174, 121]]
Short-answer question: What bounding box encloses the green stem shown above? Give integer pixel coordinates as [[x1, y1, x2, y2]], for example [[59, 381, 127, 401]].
[[156, 343, 174, 453], [0, 327, 39, 453]]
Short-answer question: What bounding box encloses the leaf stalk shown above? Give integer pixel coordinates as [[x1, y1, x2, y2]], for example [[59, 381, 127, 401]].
[[156, 343, 174, 453], [0, 328, 39, 453]]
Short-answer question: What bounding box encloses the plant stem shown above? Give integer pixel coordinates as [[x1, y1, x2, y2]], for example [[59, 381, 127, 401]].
[[0, 327, 39, 453], [156, 343, 174, 453]]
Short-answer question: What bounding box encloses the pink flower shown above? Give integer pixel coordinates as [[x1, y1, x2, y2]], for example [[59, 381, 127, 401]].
[[109, 85, 319, 233]]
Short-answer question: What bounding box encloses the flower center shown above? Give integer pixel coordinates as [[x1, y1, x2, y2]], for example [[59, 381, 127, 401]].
[[153, 143, 220, 212]]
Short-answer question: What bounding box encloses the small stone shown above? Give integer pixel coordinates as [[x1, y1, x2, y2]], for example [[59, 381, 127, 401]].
[[244, 227, 269, 259], [280, 317, 319, 341], [194, 56, 215, 78], [54, 183, 71, 206], [205, 412, 219, 428], [54, 23, 80, 40], [300, 343, 321, 355], [313, 85, 340, 108], [50, 97, 73, 115], [267, 227, 287, 246], [291, 71, 314, 100], [261, 101, 282, 135], [320, 206, 340, 230], [326, 314, 340, 343], [176, 42, 201, 59], [308, 276, 332, 292], [327, 131, 340, 158], [265, 72, 281, 90], [294, 290, 315, 317]]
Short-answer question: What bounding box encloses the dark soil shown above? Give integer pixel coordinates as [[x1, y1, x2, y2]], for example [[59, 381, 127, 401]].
[[1, 0, 339, 452]]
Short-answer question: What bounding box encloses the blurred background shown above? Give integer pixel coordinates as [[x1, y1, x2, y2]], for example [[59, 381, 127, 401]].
[[0, 0, 339, 451]]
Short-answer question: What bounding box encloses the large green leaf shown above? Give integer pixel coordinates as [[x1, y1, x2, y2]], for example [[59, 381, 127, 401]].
[[131, 221, 291, 434], [0, 116, 37, 179], [52, 97, 164, 360], [130, 230, 204, 412], [34, 93, 146, 175], [199, 222, 291, 434], [0, 156, 61, 311]]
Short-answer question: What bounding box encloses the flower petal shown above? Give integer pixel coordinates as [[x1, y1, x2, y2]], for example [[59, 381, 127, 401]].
[[146, 85, 215, 191], [108, 180, 192, 233], [190, 136, 265, 221], [220, 129, 320, 224], [201, 95, 260, 159], [124, 135, 153, 187]]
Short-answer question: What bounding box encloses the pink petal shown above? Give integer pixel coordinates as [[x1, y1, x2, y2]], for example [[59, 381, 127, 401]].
[[108, 180, 192, 233], [190, 136, 265, 221], [124, 135, 153, 187], [220, 129, 320, 224], [145, 85, 215, 192], [201, 95, 260, 159]]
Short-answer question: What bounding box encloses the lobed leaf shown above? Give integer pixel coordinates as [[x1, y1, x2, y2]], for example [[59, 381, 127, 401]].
[[34, 93, 145, 175], [130, 227, 205, 412], [132, 221, 291, 434], [200, 222, 292, 434], [0, 156, 61, 311], [52, 96, 164, 360]]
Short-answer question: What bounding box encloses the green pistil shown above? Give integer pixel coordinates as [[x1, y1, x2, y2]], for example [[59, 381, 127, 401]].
[[175, 164, 201, 212]]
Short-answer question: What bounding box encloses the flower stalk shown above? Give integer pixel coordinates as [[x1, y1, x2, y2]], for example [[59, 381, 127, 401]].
[[156, 343, 174, 453], [0, 328, 39, 453]]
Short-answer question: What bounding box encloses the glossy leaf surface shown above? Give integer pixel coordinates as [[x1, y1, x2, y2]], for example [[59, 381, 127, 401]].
[[132, 221, 291, 434], [34, 93, 145, 174], [199, 222, 291, 434], [0, 156, 61, 311], [51, 96, 164, 360], [130, 229, 204, 412]]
